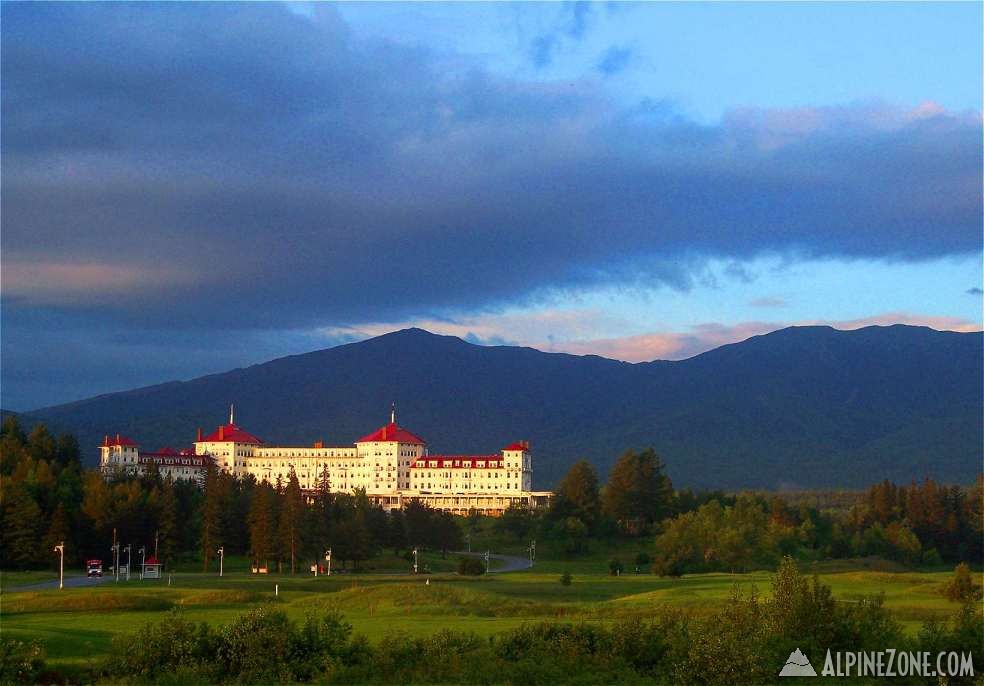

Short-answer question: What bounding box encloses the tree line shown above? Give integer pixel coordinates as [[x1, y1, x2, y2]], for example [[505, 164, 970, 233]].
[[503, 447, 982, 573], [0, 417, 460, 572]]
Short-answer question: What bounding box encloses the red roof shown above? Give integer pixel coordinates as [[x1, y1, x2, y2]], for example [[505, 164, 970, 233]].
[[102, 434, 138, 447], [356, 422, 425, 445], [144, 556, 160, 565], [199, 423, 263, 444], [503, 441, 530, 452], [411, 455, 503, 469]]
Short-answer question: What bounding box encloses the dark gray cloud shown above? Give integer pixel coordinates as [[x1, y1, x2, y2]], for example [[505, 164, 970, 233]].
[[968, 287, 984, 295], [1, 3, 981, 408]]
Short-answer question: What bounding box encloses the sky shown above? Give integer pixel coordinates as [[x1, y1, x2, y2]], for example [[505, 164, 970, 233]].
[[2, 1, 982, 411]]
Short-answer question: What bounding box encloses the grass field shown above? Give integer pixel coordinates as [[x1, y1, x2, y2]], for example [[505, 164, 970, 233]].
[[0, 557, 968, 680]]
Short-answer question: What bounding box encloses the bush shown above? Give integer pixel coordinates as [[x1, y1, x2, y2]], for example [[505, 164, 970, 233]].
[[457, 557, 485, 576], [0, 638, 45, 684], [608, 558, 624, 576], [559, 571, 572, 586], [942, 563, 983, 603]]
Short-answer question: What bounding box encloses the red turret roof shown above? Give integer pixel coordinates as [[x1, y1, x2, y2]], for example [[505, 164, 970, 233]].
[[199, 423, 264, 444], [102, 434, 138, 447], [503, 441, 530, 452], [356, 422, 425, 445]]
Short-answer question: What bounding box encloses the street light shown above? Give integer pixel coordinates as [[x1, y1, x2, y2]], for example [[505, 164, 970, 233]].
[[217, 547, 224, 577], [484, 550, 490, 574], [111, 543, 120, 582], [325, 548, 332, 577], [529, 539, 536, 568], [53, 542, 64, 590], [412, 547, 418, 574], [465, 533, 471, 553], [139, 547, 146, 580], [125, 544, 132, 581]]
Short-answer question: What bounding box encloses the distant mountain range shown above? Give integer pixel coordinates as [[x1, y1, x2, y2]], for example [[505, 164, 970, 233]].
[[16, 325, 983, 490]]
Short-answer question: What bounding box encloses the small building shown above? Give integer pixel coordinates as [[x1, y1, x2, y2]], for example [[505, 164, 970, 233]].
[[141, 556, 161, 579]]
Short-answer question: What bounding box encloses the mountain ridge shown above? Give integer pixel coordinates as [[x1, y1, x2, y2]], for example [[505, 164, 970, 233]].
[[19, 324, 983, 490]]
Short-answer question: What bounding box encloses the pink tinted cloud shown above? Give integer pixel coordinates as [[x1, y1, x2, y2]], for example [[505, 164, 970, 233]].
[[537, 313, 982, 362], [319, 310, 981, 364], [2, 261, 194, 306]]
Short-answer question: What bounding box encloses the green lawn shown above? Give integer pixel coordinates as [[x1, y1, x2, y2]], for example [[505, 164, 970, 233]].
[[1, 560, 969, 679]]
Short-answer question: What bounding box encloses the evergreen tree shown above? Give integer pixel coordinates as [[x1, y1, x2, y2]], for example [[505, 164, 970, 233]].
[[26, 424, 57, 463], [200, 454, 222, 571], [602, 448, 674, 527], [158, 476, 179, 566], [248, 483, 276, 568], [552, 459, 601, 525], [387, 509, 407, 555], [3, 488, 42, 568], [42, 503, 73, 568], [278, 468, 304, 574]]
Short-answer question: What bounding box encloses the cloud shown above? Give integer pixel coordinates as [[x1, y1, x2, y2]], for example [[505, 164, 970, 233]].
[[316, 310, 982, 364], [523, 313, 983, 362], [3, 3, 979, 334], [529, 35, 556, 68], [748, 296, 787, 308], [967, 287, 983, 295], [1, 3, 982, 407], [597, 46, 632, 75], [2, 261, 195, 306]]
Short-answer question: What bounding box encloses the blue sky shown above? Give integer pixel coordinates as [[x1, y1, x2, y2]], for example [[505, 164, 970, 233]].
[[1, 2, 981, 409]]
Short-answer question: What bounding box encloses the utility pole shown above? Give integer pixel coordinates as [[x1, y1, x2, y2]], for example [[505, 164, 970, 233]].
[[325, 548, 332, 577], [112, 528, 119, 582], [54, 542, 64, 590], [217, 547, 224, 577]]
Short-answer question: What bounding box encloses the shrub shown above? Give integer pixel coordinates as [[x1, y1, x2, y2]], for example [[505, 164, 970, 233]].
[[0, 638, 45, 684], [942, 563, 983, 603], [608, 558, 624, 576], [560, 571, 572, 586], [457, 557, 485, 576]]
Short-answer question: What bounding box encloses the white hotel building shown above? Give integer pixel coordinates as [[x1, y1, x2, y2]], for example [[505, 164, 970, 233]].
[[100, 409, 552, 515]]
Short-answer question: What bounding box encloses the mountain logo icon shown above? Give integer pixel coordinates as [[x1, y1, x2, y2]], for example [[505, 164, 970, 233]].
[[779, 648, 817, 677]]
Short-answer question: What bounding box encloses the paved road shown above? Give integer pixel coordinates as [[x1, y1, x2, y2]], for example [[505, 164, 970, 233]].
[[7, 574, 113, 592], [454, 551, 533, 573]]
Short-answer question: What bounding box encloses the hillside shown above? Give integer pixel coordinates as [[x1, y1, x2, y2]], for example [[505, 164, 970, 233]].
[[23, 325, 983, 490]]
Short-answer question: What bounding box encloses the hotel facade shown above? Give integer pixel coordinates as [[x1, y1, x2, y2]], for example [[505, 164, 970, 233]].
[[99, 408, 551, 515]]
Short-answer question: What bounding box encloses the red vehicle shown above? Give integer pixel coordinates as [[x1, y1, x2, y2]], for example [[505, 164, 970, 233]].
[[86, 559, 103, 577]]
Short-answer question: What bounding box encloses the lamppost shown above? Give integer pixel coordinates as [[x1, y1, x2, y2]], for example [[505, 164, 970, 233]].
[[139, 547, 146, 580], [111, 542, 120, 582], [125, 544, 132, 581], [484, 550, 490, 574], [53, 542, 64, 590], [412, 548, 418, 574], [325, 548, 332, 577], [465, 533, 471, 553], [529, 539, 536, 568], [217, 547, 224, 577]]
